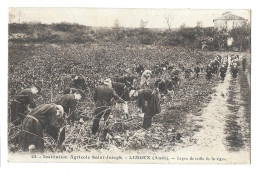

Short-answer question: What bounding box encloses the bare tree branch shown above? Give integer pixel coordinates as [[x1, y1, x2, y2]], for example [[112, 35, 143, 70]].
[[164, 14, 173, 31], [113, 19, 122, 41]]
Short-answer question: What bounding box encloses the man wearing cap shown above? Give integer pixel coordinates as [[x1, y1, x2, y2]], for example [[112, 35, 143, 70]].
[[9, 85, 41, 126], [18, 103, 64, 152], [92, 78, 124, 135]]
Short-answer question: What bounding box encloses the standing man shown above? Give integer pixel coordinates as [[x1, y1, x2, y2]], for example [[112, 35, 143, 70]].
[[194, 66, 200, 79], [206, 64, 213, 81], [9, 85, 41, 126], [242, 57, 247, 72], [219, 65, 227, 81], [92, 78, 124, 135], [130, 89, 161, 129], [231, 65, 238, 78]]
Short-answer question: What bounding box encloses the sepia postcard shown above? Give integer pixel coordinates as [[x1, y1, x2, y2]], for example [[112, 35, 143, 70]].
[[8, 8, 251, 163]]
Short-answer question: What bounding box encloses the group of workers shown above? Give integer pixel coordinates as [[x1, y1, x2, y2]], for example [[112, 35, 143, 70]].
[[9, 68, 161, 152]]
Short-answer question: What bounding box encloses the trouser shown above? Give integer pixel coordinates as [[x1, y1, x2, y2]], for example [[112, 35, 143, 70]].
[[242, 64, 246, 71], [46, 126, 65, 149], [143, 113, 154, 129], [206, 73, 212, 80], [92, 107, 111, 135], [220, 73, 226, 81], [195, 73, 199, 79]]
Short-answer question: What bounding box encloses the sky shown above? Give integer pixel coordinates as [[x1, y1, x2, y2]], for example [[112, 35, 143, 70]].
[[9, 8, 251, 28]]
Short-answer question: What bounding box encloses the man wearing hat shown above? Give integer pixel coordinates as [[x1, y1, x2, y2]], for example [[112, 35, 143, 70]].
[[92, 78, 124, 135], [9, 85, 41, 126]]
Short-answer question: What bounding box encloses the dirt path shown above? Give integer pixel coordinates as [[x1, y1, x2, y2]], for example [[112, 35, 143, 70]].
[[174, 54, 250, 162]]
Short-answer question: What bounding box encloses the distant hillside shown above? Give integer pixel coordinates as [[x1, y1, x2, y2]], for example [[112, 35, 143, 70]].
[[8, 22, 250, 51]]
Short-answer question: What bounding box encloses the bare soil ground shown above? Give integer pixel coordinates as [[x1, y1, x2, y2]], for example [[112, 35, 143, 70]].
[[172, 53, 250, 161], [8, 43, 250, 157]]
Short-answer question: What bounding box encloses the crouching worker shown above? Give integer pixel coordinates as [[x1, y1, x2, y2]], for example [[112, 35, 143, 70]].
[[9, 85, 41, 126], [92, 78, 124, 136], [56, 91, 82, 123], [18, 104, 64, 153], [130, 89, 161, 129]]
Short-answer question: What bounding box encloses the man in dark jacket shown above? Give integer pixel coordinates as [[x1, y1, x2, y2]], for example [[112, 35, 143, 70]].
[[155, 79, 168, 95], [9, 85, 41, 126], [131, 89, 161, 129], [70, 75, 87, 92], [92, 78, 124, 135], [206, 64, 213, 80], [45, 92, 82, 150], [194, 66, 200, 79], [18, 104, 64, 152], [242, 57, 247, 72], [136, 64, 144, 75], [55, 92, 82, 121], [112, 75, 136, 119], [231, 65, 238, 78], [219, 65, 227, 81], [112, 75, 136, 100], [172, 73, 181, 89]]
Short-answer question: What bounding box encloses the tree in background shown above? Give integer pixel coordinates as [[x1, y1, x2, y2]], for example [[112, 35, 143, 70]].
[[113, 19, 124, 41], [196, 21, 203, 28], [212, 30, 229, 51], [139, 19, 153, 45], [164, 14, 174, 31], [180, 23, 186, 29], [140, 19, 148, 29], [229, 25, 251, 52]]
